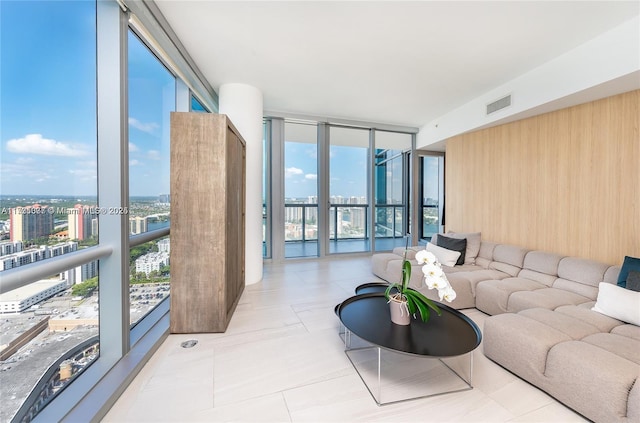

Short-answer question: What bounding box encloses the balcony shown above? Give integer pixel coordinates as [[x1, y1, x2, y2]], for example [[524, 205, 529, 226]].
[[282, 204, 409, 257]]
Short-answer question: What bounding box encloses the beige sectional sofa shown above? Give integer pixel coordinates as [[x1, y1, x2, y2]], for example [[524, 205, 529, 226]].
[[371, 236, 640, 423]]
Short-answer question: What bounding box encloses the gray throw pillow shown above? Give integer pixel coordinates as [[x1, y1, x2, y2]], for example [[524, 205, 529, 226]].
[[626, 270, 640, 292]]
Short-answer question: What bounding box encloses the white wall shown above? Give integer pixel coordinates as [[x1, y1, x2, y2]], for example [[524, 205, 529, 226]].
[[418, 16, 640, 149]]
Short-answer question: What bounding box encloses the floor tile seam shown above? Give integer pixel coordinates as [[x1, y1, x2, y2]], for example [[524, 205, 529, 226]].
[[503, 401, 582, 422], [208, 324, 310, 349], [290, 305, 312, 334], [279, 391, 294, 423]]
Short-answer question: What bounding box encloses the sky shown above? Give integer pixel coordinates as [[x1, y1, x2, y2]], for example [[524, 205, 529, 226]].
[[0, 1, 436, 202], [1, 1, 98, 197], [1, 1, 172, 198]]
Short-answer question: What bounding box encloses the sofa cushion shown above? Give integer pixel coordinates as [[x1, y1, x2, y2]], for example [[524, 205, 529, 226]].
[[543, 340, 639, 423], [555, 257, 609, 300], [436, 235, 466, 265], [611, 324, 640, 341], [518, 251, 563, 286], [558, 257, 610, 284], [508, 288, 592, 313], [475, 277, 546, 315], [592, 282, 640, 326], [489, 244, 529, 277], [371, 253, 403, 283], [475, 241, 496, 268], [581, 332, 640, 364], [618, 255, 640, 288], [483, 313, 571, 383], [554, 305, 625, 333], [604, 265, 621, 284], [444, 231, 481, 265], [518, 308, 600, 340]]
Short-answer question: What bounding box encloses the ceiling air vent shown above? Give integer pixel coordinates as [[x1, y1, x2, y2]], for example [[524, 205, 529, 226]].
[[486, 95, 512, 115]]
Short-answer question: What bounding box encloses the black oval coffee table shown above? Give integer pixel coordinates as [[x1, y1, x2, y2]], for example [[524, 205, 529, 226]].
[[336, 292, 482, 405]]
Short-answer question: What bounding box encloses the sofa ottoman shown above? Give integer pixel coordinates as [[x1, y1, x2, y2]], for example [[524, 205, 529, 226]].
[[484, 304, 640, 423]]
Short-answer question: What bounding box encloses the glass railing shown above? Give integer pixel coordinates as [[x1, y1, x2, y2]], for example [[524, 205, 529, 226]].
[[282, 203, 407, 243], [284, 204, 318, 242], [374, 204, 405, 238], [421, 205, 440, 240]]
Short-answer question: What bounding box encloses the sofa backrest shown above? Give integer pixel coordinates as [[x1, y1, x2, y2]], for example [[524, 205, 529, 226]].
[[475, 241, 496, 268], [554, 257, 611, 300], [518, 251, 564, 286], [489, 244, 530, 277], [603, 265, 621, 285]]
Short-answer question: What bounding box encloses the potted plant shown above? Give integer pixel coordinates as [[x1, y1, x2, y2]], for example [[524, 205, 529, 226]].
[[385, 246, 457, 325]]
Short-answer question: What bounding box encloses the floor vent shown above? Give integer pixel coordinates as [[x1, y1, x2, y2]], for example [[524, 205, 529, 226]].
[[486, 95, 512, 115]]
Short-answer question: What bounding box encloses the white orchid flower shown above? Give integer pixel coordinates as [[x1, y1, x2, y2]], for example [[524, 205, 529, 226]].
[[438, 285, 457, 302], [415, 250, 437, 265], [422, 263, 443, 278]]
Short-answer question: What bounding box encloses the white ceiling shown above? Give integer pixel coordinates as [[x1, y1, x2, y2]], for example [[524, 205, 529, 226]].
[[155, 1, 639, 128]]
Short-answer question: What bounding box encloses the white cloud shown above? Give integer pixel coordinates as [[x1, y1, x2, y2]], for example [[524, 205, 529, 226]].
[[129, 118, 159, 134], [147, 150, 161, 160], [6, 134, 89, 157], [285, 167, 304, 178], [0, 160, 53, 182], [129, 142, 139, 152], [305, 174, 317, 180], [68, 169, 97, 180], [130, 159, 142, 166]]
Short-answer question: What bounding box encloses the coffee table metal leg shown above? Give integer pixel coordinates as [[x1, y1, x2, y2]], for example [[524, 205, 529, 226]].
[[377, 347, 382, 404], [345, 347, 474, 406]]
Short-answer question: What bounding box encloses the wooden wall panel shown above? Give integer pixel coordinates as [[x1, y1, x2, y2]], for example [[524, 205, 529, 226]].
[[445, 90, 639, 266]]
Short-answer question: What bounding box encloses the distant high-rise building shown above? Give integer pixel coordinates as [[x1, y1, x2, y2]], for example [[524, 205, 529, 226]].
[[157, 238, 170, 253], [158, 194, 170, 203], [67, 204, 97, 241], [135, 252, 169, 275], [351, 207, 366, 229], [0, 240, 23, 256], [9, 205, 54, 242], [129, 216, 148, 234], [285, 206, 303, 223], [0, 241, 77, 271]]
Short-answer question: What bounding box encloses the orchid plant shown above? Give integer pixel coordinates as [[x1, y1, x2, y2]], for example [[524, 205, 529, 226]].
[[385, 246, 458, 323], [416, 250, 457, 303]]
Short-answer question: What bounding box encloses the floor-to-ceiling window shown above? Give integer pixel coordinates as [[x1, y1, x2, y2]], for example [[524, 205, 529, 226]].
[[127, 30, 175, 327], [328, 126, 370, 254], [374, 131, 412, 251], [262, 120, 271, 258], [420, 154, 445, 241], [190, 95, 208, 112], [0, 2, 99, 421], [0, 1, 217, 420], [263, 120, 417, 259], [284, 122, 318, 258]]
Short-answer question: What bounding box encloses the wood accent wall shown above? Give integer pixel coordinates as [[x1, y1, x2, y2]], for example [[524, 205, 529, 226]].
[[445, 90, 639, 266]]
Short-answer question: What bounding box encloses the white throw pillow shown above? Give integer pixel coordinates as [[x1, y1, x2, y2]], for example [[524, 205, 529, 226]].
[[592, 282, 640, 326], [426, 242, 461, 267]]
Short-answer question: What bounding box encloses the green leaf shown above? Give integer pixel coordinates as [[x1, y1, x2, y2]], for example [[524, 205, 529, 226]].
[[414, 297, 431, 322], [406, 288, 442, 316], [406, 295, 417, 315], [385, 283, 400, 300], [402, 260, 412, 291]]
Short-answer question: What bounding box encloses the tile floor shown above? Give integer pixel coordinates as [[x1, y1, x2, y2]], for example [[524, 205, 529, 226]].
[[103, 256, 588, 422]]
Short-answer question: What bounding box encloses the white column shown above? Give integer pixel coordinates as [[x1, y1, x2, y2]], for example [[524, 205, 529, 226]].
[[219, 83, 263, 285]]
